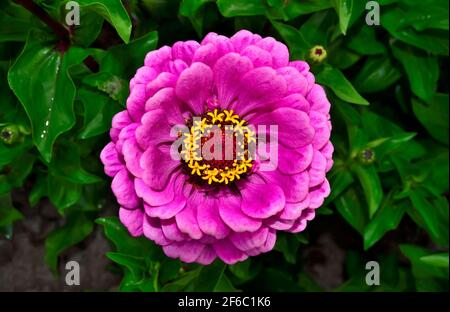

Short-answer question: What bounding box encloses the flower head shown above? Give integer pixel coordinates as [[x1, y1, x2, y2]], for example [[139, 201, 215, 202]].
[[101, 30, 333, 265]]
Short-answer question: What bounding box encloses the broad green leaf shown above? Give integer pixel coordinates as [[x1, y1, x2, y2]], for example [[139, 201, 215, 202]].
[[354, 57, 401, 93], [347, 26, 386, 55], [0, 2, 35, 42], [352, 164, 383, 218], [399, 2, 449, 31], [106, 252, 146, 281], [96, 217, 162, 259], [316, 65, 369, 105], [179, 0, 212, 37], [392, 43, 439, 101], [381, 8, 449, 55], [192, 261, 235, 291], [409, 189, 449, 247], [420, 253, 449, 270], [100, 31, 158, 79], [332, 0, 353, 35], [271, 20, 309, 59], [8, 32, 89, 162], [0, 193, 23, 227], [217, 0, 267, 17], [48, 141, 101, 184], [78, 88, 122, 139], [45, 211, 94, 273], [228, 259, 260, 283], [72, 10, 104, 47], [77, 0, 132, 43], [412, 94, 449, 145], [47, 175, 82, 212], [400, 244, 449, 290], [335, 188, 368, 234], [0, 153, 35, 195], [267, 0, 333, 21], [274, 232, 300, 264], [324, 170, 354, 205], [82, 72, 128, 104], [364, 201, 407, 250], [299, 10, 336, 46], [161, 268, 201, 292], [327, 47, 361, 69]]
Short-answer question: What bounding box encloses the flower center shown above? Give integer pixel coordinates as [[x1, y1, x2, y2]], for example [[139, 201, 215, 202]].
[[180, 109, 255, 185]]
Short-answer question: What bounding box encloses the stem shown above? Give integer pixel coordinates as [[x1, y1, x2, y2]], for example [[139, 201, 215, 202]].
[[15, 0, 99, 72]]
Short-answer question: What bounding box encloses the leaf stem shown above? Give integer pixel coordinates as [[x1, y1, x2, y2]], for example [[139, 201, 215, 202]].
[[14, 0, 99, 72]]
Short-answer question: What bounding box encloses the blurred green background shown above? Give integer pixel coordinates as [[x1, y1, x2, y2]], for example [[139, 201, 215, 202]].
[[0, 0, 448, 291]]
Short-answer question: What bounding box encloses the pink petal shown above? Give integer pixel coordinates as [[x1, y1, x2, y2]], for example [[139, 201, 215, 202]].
[[135, 109, 173, 150], [163, 241, 206, 263], [255, 37, 289, 68], [196, 196, 230, 239], [241, 45, 273, 67], [111, 169, 140, 209], [218, 195, 262, 232], [213, 239, 248, 264], [175, 62, 213, 115], [213, 53, 253, 107], [172, 40, 200, 65], [278, 144, 314, 175], [229, 226, 269, 251], [175, 195, 203, 239], [240, 182, 285, 219], [161, 218, 188, 242], [309, 149, 327, 187], [230, 30, 262, 52], [119, 207, 143, 237], [309, 179, 331, 209], [143, 216, 171, 245], [100, 142, 124, 177], [140, 145, 180, 191]]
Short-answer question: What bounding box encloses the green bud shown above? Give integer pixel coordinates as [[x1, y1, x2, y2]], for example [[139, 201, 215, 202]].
[[358, 148, 376, 165], [0, 125, 21, 145]]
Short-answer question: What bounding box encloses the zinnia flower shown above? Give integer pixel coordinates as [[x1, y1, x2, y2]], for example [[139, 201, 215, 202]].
[[100, 30, 333, 265]]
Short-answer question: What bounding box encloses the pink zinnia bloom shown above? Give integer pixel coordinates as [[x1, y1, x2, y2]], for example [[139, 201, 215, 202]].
[[101, 30, 333, 265]]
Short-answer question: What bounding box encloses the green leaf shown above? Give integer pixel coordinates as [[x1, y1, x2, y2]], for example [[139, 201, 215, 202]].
[[299, 10, 336, 46], [353, 57, 401, 93], [82, 72, 128, 104], [217, 0, 267, 17], [271, 20, 310, 59], [267, 0, 333, 21], [0, 153, 35, 194], [8, 32, 89, 162], [180, 0, 212, 37], [325, 170, 354, 204], [228, 259, 260, 283], [400, 244, 449, 290], [77, 0, 132, 43], [47, 175, 82, 212], [381, 8, 449, 55], [193, 261, 235, 291], [399, 2, 449, 31], [0, 193, 23, 227], [48, 141, 101, 184], [96, 217, 162, 258], [72, 10, 104, 47], [78, 88, 122, 139], [317, 65, 369, 105], [332, 0, 353, 35], [347, 26, 386, 55], [420, 253, 449, 270], [100, 31, 158, 79], [335, 188, 368, 234], [45, 211, 94, 273], [391, 43, 439, 101], [0, 2, 35, 42], [274, 232, 300, 264], [409, 189, 449, 247], [364, 201, 407, 250], [412, 94, 449, 145], [352, 164, 383, 218], [106, 252, 146, 281]]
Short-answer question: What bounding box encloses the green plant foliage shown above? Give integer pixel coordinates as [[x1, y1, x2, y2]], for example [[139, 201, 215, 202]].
[[0, 0, 448, 292]]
